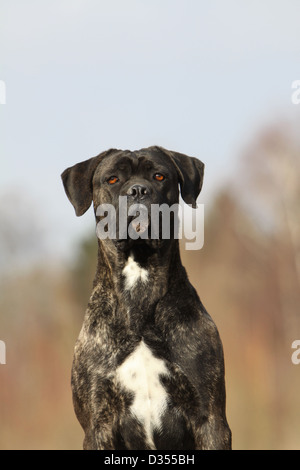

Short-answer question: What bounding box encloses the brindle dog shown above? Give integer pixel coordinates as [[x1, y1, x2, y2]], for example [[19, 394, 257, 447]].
[[61, 146, 231, 450]]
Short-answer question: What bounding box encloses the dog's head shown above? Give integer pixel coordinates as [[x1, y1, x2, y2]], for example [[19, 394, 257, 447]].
[[61, 146, 204, 249]]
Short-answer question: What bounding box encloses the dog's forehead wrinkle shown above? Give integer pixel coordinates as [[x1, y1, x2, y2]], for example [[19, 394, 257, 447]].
[[97, 149, 177, 183], [100, 154, 134, 175]]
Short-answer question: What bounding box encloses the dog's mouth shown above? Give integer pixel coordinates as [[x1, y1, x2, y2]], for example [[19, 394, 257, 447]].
[[114, 208, 162, 251], [115, 202, 152, 240], [129, 211, 149, 235], [96, 199, 179, 250], [132, 221, 147, 234]]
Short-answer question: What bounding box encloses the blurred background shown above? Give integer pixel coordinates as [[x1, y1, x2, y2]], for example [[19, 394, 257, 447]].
[[0, 0, 300, 449]]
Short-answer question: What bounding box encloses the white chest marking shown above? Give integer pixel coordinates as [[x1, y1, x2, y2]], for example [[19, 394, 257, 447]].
[[116, 341, 169, 449], [122, 256, 148, 291]]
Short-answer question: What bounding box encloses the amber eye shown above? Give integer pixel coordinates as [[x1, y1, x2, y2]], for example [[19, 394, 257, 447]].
[[154, 173, 165, 181], [107, 176, 119, 185]]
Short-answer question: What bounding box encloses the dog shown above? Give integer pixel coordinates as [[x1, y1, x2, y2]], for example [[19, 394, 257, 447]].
[[61, 146, 231, 450]]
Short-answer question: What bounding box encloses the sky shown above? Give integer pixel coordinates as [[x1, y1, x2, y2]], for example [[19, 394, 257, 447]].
[[1, 0, 300, 269]]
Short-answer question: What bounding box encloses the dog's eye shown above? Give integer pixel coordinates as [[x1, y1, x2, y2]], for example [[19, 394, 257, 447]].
[[154, 173, 165, 182], [107, 176, 119, 185]]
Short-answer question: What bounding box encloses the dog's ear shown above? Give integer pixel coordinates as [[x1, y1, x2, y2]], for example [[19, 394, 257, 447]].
[[157, 147, 204, 208], [61, 149, 117, 216]]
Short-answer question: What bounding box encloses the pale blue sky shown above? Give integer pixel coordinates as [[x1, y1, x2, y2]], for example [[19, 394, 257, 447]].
[[1, 0, 300, 267]]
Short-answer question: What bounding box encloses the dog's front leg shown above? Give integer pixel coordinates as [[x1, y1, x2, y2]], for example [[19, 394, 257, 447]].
[[83, 431, 115, 450], [194, 415, 232, 450]]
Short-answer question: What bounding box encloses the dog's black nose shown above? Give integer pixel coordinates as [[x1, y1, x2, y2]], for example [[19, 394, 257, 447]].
[[127, 184, 150, 199]]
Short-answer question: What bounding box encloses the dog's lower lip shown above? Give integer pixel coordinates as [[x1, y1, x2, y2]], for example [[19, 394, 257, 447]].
[[131, 219, 148, 233]]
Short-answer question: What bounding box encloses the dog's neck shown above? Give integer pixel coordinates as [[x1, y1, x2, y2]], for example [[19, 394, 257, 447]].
[[93, 239, 183, 330]]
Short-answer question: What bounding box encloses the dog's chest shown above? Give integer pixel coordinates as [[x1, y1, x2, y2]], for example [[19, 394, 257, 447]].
[[122, 255, 149, 291], [116, 340, 169, 449]]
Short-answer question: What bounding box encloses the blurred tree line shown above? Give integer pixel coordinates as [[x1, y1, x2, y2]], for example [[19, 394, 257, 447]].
[[0, 119, 299, 449]]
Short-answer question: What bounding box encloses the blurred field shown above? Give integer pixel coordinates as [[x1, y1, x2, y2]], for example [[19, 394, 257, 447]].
[[0, 121, 300, 449]]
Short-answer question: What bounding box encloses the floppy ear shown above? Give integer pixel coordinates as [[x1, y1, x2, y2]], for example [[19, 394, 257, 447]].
[[157, 147, 204, 208], [61, 149, 117, 216]]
